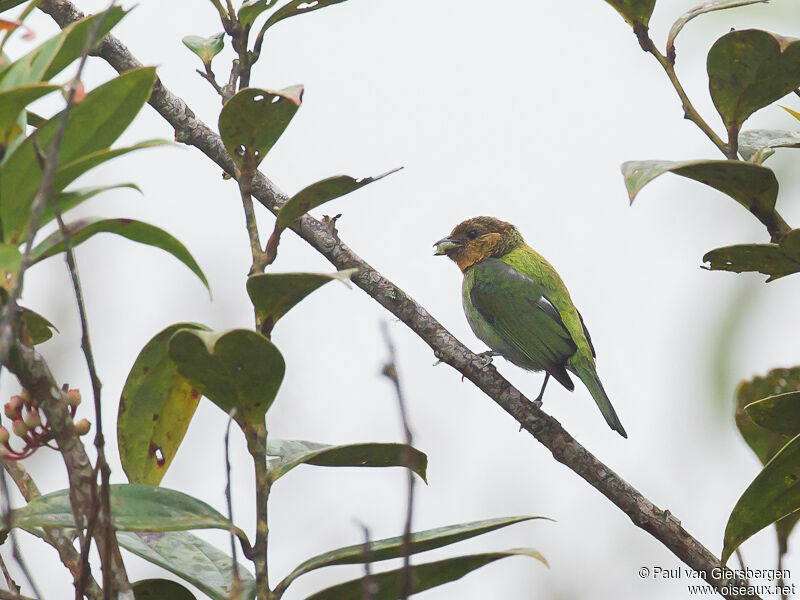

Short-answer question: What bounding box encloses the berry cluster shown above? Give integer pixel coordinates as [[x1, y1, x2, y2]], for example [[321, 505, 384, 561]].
[[0, 389, 91, 460]]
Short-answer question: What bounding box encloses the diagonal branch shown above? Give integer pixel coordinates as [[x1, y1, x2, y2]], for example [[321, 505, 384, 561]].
[[36, 1, 760, 597]]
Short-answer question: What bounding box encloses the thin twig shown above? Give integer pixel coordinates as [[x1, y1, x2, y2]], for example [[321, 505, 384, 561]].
[[197, 65, 227, 102], [0, 550, 21, 596], [243, 425, 270, 600], [239, 176, 267, 275], [224, 409, 242, 598], [735, 548, 749, 586], [0, 589, 36, 600], [380, 322, 414, 600], [355, 521, 377, 600], [35, 3, 765, 596], [0, 469, 42, 600]]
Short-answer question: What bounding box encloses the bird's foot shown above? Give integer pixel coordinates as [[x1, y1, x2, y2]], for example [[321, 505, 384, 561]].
[[476, 351, 501, 368]]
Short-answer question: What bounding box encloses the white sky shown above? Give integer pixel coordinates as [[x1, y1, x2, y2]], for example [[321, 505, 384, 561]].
[[4, 1, 800, 598]]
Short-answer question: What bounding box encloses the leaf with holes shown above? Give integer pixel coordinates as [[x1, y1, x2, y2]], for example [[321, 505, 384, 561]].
[[0, 83, 58, 149], [238, 0, 279, 27], [6, 484, 248, 542], [703, 229, 800, 282], [723, 434, 800, 563], [276, 516, 547, 595], [29, 217, 209, 292], [734, 367, 800, 556], [621, 159, 779, 233], [168, 329, 285, 428], [0, 7, 126, 90], [739, 129, 800, 163], [246, 269, 356, 335], [602, 0, 656, 28], [746, 392, 800, 437], [218, 86, 303, 171], [131, 579, 197, 600], [667, 1, 767, 56], [118, 531, 255, 600], [266, 439, 427, 483], [182, 33, 224, 66], [0, 67, 157, 243], [305, 549, 547, 600], [708, 30, 800, 131], [261, 0, 351, 31], [119, 323, 210, 486]]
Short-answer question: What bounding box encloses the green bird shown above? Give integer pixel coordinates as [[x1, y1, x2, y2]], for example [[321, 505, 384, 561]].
[[434, 216, 627, 437]]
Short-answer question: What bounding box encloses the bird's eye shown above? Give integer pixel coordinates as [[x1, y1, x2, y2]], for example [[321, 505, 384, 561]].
[[467, 229, 479, 240]]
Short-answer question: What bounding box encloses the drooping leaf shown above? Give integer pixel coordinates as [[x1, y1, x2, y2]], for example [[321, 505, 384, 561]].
[[708, 29, 800, 131], [602, 0, 656, 28], [738, 129, 800, 163], [238, 0, 279, 27], [262, 0, 351, 31], [0, 7, 126, 90], [218, 86, 303, 171], [735, 367, 800, 465], [119, 323, 210, 486], [0, 67, 158, 243], [703, 229, 800, 282], [305, 549, 548, 600], [28, 217, 210, 292], [734, 367, 800, 555], [132, 579, 197, 600], [266, 439, 427, 483], [745, 392, 800, 436], [168, 329, 285, 428], [277, 516, 547, 594], [182, 33, 224, 66], [7, 484, 248, 542], [246, 269, 356, 335], [723, 434, 800, 563], [118, 531, 255, 600], [621, 159, 778, 220], [21, 308, 57, 345], [37, 183, 142, 234], [667, 1, 767, 56], [0, 83, 58, 149]]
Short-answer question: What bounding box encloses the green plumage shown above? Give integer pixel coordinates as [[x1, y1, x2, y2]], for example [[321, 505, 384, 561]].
[[436, 217, 626, 437]]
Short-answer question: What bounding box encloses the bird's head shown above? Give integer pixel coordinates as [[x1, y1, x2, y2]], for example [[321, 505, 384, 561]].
[[433, 216, 524, 271]]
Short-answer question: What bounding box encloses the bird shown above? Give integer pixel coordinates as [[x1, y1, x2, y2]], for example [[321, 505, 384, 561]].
[[433, 216, 627, 437]]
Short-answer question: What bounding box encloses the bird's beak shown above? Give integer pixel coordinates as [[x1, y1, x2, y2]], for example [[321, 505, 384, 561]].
[[433, 237, 461, 256]]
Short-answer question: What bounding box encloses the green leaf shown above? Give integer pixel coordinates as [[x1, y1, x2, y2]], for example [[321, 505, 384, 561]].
[[708, 30, 800, 131], [738, 129, 800, 163], [621, 159, 778, 221], [266, 439, 427, 483], [246, 269, 356, 335], [132, 579, 197, 600], [38, 183, 142, 234], [667, 1, 767, 56], [182, 33, 224, 66], [0, 8, 126, 90], [0, 241, 21, 275], [168, 329, 285, 428], [602, 0, 656, 28], [723, 434, 800, 563], [702, 229, 800, 282], [0, 83, 58, 149], [29, 217, 210, 292], [0, 1, 29, 12], [238, 0, 279, 27], [118, 531, 255, 600], [7, 484, 248, 542], [0, 67, 158, 243], [21, 308, 57, 345], [277, 516, 547, 594], [746, 392, 800, 437], [304, 549, 548, 600], [262, 0, 351, 32], [218, 86, 303, 171], [119, 323, 210, 486]]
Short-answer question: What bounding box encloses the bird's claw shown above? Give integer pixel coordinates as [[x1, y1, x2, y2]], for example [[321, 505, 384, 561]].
[[476, 351, 500, 368]]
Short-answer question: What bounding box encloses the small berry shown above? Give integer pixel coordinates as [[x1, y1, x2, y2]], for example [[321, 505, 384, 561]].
[[0, 426, 9, 443], [66, 389, 82, 407], [74, 419, 91, 436], [19, 388, 31, 404], [0, 445, 10, 458], [23, 408, 41, 429], [5, 395, 22, 418], [12, 419, 28, 437]]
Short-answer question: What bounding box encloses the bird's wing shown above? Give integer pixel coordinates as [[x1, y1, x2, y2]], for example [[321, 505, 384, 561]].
[[577, 309, 596, 358], [468, 259, 577, 386]]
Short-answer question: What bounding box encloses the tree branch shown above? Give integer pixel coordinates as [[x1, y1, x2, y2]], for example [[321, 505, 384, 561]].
[[35, 1, 762, 597]]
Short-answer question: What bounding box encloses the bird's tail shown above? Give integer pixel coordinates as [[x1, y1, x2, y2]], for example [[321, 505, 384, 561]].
[[575, 365, 627, 438]]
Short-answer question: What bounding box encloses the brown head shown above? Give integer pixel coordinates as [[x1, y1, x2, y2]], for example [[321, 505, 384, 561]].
[[433, 216, 524, 271]]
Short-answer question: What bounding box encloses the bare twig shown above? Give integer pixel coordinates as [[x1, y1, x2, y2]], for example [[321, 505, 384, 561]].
[[735, 549, 750, 586], [224, 410, 242, 598], [243, 425, 270, 600], [0, 549, 21, 596], [0, 589, 36, 600], [355, 521, 377, 600], [0, 469, 42, 600], [380, 322, 414, 600], [196, 66, 226, 101], [35, 2, 764, 596]]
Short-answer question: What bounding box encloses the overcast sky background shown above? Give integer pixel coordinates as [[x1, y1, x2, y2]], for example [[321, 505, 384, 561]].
[[4, 1, 800, 598]]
